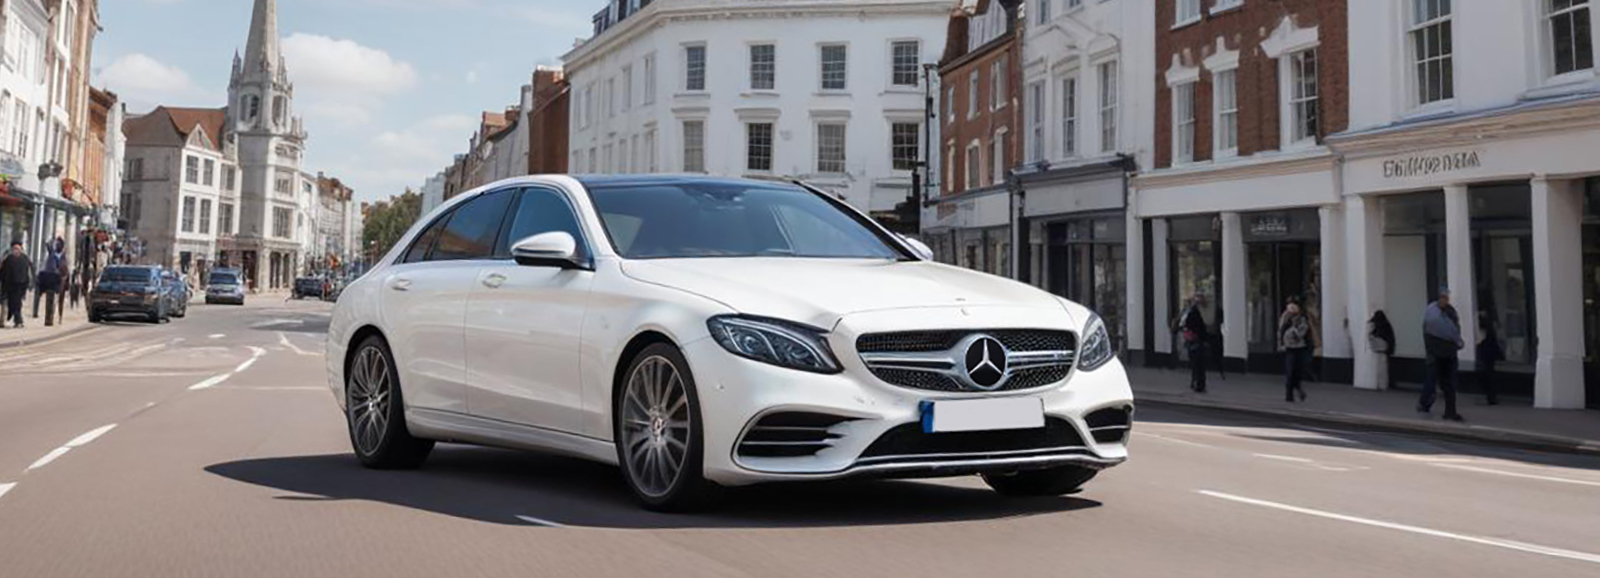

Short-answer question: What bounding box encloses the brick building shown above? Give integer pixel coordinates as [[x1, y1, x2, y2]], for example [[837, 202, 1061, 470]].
[[1132, 0, 1351, 380], [526, 66, 570, 175], [924, 0, 1022, 275]]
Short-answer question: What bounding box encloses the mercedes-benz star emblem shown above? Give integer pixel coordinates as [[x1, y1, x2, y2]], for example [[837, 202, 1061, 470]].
[[962, 335, 1009, 390]]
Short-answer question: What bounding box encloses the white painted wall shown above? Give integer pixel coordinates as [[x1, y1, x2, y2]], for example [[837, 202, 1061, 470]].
[[1022, 0, 1157, 172]]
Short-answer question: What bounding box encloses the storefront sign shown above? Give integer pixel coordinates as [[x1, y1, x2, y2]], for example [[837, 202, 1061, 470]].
[[1382, 150, 1482, 179], [1249, 215, 1290, 237]]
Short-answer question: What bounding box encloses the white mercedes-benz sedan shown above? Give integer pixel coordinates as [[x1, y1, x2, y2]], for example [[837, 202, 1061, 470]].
[[326, 175, 1133, 511]]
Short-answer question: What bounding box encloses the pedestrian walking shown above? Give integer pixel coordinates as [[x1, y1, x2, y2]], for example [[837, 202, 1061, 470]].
[[1280, 300, 1314, 402], [1368, 310, 1397, 389], [1418, 287, 1466, 422], [33, 238, 66, 327], [1476, 307, 1503, 406], [1175, 293, 1210, 393], [69, 270, 82, 310], [1, 241, 33, 329]]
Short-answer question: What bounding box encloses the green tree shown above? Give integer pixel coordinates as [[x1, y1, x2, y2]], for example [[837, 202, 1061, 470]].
[[362, 189, 423, 263]]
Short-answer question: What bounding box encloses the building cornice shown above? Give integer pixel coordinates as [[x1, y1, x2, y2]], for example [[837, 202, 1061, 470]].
[[1328, 94, 1600, 159], [563, 0, 951, 71], [1134, 149, 1334, 190]]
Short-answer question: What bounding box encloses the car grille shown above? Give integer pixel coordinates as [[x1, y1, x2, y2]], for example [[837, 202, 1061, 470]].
[[856, 329, 1077, 393], [736, 412, 857, 459], [857, 417, 1088, 464]]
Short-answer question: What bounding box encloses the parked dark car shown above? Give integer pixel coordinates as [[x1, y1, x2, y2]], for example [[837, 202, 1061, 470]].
[[293, 276, 325, 299], [160, 269, 190, 319], [206, 268, 246, 305], [89, 266, 170, 324]]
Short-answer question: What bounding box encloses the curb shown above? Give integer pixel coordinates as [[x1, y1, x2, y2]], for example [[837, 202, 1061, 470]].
[[1136, 391, 1600, 457], [0, 322, 102, 351]]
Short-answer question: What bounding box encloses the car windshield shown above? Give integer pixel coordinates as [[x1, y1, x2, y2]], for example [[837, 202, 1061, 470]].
[[102, 268, 153, 284], [586, 181, 905, 260], [209, 273, 239, 285]]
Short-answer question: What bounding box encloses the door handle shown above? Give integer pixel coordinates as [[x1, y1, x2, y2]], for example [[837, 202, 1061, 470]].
[[389, 278, 412, 292], [482, 273, 507, 289]]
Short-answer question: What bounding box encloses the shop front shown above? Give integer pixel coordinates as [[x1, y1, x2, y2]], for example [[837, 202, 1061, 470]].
[[1243, 210, 1322, 375], [1019, 160, 1131, 356], [922, 185, 1012, 277], [1333, 98, 1596, 409], [1166, 215, 1220, 366]]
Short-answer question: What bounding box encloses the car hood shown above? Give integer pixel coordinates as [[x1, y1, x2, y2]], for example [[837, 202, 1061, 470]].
[[619, 258, 1065, 328]]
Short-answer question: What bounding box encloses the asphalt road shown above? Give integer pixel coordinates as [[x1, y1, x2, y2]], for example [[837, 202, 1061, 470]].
[[1, 299, 1598, 577]]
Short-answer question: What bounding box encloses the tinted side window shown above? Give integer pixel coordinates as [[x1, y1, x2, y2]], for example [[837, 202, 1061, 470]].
[[434, 190, 515, 261], [499, 187, 588, 259], [402, 213, 449, 264]]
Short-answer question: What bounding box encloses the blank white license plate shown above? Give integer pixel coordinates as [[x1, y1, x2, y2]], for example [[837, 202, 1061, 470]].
[[922, 397, 1045, 433]]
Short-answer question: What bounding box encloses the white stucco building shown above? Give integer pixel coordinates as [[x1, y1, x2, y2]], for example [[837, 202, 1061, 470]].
[[562, 0, 949, 228], [1332, 0, 1597, 409], [121, 107, 238, 277]]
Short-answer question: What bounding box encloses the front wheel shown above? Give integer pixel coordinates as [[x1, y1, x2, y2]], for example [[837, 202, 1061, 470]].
[[347, 336, 433, 469], [615, 343, 718, 512], [982, 465, 1099, 497]]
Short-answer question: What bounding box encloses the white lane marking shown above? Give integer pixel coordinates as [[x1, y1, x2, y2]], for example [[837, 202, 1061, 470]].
[[277, 332, 318, 356], [515, 515, 568, 528], [1432, 464, 1600, 489], [65, 424, 117, 448], [1199, 490, 1600, 565], [1253, 453, 1315, 464], [209, 334, 226, 339], [27, 447, 72, 471], [188, 373, 233, 391], [235, 346, 268, 373], [0, 482, 14, 500]]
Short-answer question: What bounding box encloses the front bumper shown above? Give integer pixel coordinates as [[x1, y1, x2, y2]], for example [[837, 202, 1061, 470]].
[[684, 306, 1134, 487]]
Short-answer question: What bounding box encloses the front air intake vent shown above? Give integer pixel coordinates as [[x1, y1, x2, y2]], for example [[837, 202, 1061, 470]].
[[736, 412, 855, 458], [1085, 406, 1133, 445]]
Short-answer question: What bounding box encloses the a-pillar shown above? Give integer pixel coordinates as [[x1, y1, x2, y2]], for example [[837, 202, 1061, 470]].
[[1220, 212, 1248, 366], [1151, 219, 1172, 360], [1345, 195, 1387, 389], [1443, 184, 1477, 365], [1318, 205, 1351, 376], [1125, 194, 1145, 364], [1531, 177, 1586, 409]]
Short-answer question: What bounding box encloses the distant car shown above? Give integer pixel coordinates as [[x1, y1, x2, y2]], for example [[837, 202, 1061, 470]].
[[159, 269, 190, 319], [206, 269, 247, 305], [89, 266, 170, 324], [293, 276, 326, 299]]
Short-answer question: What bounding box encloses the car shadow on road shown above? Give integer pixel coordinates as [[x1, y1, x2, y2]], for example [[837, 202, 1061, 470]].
[[206, 445, 1101, 529]]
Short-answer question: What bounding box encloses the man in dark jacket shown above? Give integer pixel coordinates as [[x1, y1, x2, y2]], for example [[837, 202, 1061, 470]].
[[1418, 287, 1466, 421], [34, 237, 65, 326], [1177, 293, 1210, 393], [1, 241, 33, 328]]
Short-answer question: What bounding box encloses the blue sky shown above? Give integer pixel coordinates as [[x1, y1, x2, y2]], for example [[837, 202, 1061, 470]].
[[93, 0, 595, 203]]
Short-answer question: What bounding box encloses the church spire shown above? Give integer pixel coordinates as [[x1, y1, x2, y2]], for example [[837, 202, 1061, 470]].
[[242, 0, 279, 74]]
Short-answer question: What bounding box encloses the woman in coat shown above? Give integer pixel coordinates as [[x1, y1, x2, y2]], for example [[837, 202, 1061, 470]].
[[1280, 300, 1314, 402]]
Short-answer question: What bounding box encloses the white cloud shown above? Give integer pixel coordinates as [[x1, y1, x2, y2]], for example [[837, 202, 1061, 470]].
[[280, 33, 418, 96], [94, 53, 216, 111], [327, 114, 477, 201], [465, 70, 479, 84]]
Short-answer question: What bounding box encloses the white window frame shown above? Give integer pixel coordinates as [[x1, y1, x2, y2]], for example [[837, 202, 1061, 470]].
[[745, 121, 774, 173], [1211, 0, 1244, 15], [1027, 81, 1045, 162], [621, 65, 633, 111], [1172, 81, 1197, 165], [892, 121, 920, 172], [181, 196, 196, 233], [968, 70, 981, 119], [749, 43, 776, 91], [991, 55, 1008, 111], [819, 43, 849, 91], [946, 85, 956, 124], [1545, 0, 1596, 82], [816, 122, 847, 174], [965, 140, 983, 190], [684, 43, 707, 92], [1407, 0, 1454, 111], [1060, 74, 1078, 158], [992, 127, 1008, 184], [1285, 48, 1320, 148], [1097, 60, 1119, 153], [1174, 0, 1202, 28], [682, 120, 705, 173], [1037, 0, 1052, 25], [945, 141, 956, 193], [890, 40, 921, 88], [1212, 68, 1239, 158]]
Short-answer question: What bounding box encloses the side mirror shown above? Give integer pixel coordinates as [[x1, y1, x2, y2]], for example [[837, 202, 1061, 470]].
[[511, 232, 586, 269], [898, 235, 934, 261]]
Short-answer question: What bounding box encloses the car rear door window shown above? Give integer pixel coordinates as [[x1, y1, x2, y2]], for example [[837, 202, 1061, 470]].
[[498, 187, 588, 259], [402, 214, 450, 264], [433, 190, 515, 261]]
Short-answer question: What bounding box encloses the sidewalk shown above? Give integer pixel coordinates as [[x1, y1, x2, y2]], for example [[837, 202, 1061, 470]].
[[1128, 365, 1600, 455], [0, 300, 96, 350]]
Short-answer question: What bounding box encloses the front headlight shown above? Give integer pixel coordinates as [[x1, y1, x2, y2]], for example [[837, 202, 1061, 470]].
[[707, 315, 841, 374], [1078, 314, 1115, 372]]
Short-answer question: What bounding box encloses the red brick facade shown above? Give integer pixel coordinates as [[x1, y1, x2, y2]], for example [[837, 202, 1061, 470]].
[[938, 0, 1022, 199], [1153, 0, 1347, 169], [527, 68, 571, 175]]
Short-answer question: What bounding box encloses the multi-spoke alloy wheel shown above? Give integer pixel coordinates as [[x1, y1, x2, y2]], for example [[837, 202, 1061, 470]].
[[346, 336, 433, 469], [615, 343, 717, 511], [348, 345, 392, 456]]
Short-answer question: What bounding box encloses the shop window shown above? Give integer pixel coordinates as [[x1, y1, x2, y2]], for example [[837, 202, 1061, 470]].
[[1582, 177, 1599, 407]]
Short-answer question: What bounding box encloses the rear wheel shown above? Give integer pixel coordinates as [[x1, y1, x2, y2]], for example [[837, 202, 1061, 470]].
[[982, 466, 1099, 497], [347, 336, 433, 469], [615, 343, 718, 512]]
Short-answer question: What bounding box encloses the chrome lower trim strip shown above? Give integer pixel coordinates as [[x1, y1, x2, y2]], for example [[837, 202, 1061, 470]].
[[854, 445, 1091, 465]]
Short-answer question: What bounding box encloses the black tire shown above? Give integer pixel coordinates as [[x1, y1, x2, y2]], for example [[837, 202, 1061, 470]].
[[88, 310, 102, 324], [347, 335, 433, 469], [615, 342, 719, 512], [982, 465, 1099, 497]]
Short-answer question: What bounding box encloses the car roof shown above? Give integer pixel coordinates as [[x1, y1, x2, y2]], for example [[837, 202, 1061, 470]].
[[572, 174, 802, 190]]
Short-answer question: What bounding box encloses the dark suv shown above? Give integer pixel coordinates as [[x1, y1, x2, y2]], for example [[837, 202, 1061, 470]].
[[90, 266, 170, 324], [293, 276, 326, 299]]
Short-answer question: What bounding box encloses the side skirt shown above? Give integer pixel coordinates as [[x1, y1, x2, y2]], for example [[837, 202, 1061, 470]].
[[407, 408, 619, 466]]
